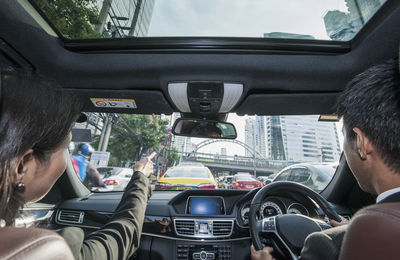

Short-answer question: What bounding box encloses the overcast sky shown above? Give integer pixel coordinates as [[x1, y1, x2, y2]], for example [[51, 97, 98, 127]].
[[148, 0, 348, 39]]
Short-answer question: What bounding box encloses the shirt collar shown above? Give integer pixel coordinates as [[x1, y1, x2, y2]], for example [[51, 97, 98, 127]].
[[376, 187, 400, 203]]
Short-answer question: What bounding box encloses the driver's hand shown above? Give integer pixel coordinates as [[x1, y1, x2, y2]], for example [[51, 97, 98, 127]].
[[328, 215, 349, 227], [250, 244, 275, 260], [133, 152, 156, 177]]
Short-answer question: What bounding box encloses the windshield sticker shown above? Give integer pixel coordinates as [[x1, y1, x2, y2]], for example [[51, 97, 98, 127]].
[[90, 98, 137, 109]]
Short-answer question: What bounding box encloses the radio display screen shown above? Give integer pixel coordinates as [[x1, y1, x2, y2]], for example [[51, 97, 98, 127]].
[[187, 196, 225, 215]]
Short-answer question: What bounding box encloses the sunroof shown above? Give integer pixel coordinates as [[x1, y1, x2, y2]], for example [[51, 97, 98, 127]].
[[30, 0, 387, 41]]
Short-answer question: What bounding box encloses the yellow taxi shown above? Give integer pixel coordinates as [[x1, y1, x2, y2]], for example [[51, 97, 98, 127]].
[[155, 166, 217, 190]]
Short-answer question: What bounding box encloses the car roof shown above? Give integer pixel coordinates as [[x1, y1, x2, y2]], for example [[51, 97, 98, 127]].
[[1, 1, 400, 116]]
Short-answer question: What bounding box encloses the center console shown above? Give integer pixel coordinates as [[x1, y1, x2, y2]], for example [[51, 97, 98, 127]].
[[176, 242, 232, 260]]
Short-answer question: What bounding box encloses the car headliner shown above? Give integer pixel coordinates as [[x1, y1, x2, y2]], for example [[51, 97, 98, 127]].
[[1, 1, 400, 116]]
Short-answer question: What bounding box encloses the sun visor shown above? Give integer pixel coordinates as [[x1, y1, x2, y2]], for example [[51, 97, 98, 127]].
[[235, 93, 339, 115], [64, 89, 174, 114]]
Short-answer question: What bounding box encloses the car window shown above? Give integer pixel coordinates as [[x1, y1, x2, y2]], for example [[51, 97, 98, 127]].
[[310, 168, 336, 192], [70, 113, 343, 192], [290, 168, 311, 183], [274, 170, 291, 182]]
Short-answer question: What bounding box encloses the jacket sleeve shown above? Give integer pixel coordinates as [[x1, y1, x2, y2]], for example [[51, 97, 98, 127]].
[[60, 171, 152, 260], [299, 225, 347, 260]]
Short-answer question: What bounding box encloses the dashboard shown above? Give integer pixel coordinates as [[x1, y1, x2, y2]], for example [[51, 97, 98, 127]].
[[50, 189, 351, 260], [238, 197, 311, 226]]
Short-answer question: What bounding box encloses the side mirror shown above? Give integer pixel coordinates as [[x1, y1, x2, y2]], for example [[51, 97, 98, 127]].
[[172, 118, 237, 139]]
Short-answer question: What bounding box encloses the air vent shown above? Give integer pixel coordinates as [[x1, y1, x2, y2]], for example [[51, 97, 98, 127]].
[[175, 219, 195, 236], [57, 210, 84, 224], [212, 220, 233, 236]]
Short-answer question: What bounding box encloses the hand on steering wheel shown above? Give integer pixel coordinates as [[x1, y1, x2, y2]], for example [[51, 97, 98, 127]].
[[249, 181, 341, 259]]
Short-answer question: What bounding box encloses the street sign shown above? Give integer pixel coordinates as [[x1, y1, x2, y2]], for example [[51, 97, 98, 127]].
[[90, 151, 111, 168]]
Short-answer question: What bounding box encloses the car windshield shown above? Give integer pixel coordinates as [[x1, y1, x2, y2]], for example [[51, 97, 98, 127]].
[[71, 113, 343, 192], [163, 168, 210, 179], [31, 0, 386, 41]]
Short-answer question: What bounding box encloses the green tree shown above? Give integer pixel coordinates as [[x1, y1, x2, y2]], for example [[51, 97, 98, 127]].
[[107, 115, 169, 165], [34, 0, 100, 38], [166, 147, 179, 167]]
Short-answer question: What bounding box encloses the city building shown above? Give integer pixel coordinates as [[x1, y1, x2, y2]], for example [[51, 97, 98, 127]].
[[169, 113, 194, 154], [245, 117, 268, 158], [280, 116, 341, 162], [221, 148, 227, 156], [95, 0, 155, 38], [244, 118, 256, 157], [245, 115, 341, 163], [324, 0, 386, 40]]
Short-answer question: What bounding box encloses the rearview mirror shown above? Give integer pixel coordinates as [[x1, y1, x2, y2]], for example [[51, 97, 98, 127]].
[[172, 118, 237, 139]]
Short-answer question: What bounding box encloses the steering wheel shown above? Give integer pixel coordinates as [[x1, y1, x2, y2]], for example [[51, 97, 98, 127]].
[[249, 181, 341, 259]]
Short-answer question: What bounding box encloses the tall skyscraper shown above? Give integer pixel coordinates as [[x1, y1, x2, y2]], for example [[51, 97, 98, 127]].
[[96, 0, 155, 37], [245, 117, 269, 158], [245, 118, 256, 157], [280, 116, 341, 162], [221, 148, 227, 156], [245, 115, 341, 163], [169, 113, 193, 154]]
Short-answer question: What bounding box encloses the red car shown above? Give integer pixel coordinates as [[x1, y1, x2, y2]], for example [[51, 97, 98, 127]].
[[231, 175, 263, 190]]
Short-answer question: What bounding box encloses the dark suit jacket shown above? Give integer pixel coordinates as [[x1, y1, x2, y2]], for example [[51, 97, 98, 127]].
[[58, 171, 152, 260], [300, 191, 400, 260]]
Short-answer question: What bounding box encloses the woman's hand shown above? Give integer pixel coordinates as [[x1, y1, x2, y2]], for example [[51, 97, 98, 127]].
[[133, 152, 156, 177], [250, 244, 275, 260]]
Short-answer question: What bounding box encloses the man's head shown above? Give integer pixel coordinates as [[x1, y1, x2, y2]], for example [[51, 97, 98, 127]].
[[337, 58, 400, 194], [77, 143, 94, 158]]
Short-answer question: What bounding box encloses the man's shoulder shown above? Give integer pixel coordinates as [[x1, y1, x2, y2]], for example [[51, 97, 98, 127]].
[[339, 202, 400, 259], [355, 201, 400, 217]]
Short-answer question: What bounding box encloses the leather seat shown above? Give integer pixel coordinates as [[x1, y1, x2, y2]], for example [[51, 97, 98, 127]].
[[0, 227, 74, 260], [339, 203, 400, 260]]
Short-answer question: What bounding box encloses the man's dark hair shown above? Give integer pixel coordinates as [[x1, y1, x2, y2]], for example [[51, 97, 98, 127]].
[[0, 71, 83, 225], [337, 58, 400, 172]]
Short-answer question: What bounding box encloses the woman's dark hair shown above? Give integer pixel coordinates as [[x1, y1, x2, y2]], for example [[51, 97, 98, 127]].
[[0, 71, 83, 225], [337, 58, 400, 173]]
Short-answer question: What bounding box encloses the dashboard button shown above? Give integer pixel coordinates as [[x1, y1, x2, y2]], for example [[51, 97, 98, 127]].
[[263, 220, 275, 231]]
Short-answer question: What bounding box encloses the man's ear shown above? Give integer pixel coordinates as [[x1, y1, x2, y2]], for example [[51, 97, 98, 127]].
[[13, 149, 35, 180], [353, 127, 372, 159]]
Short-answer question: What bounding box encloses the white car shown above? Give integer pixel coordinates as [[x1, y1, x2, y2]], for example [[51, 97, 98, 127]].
[[95, 167, 133, 192]]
